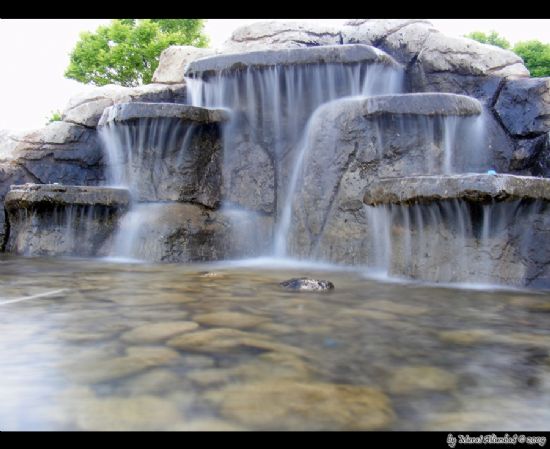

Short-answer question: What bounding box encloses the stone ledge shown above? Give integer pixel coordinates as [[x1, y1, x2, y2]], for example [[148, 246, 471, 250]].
[[361, 93, 482, 117], [5, 184, 131, 209], [363, 174, 550, 206], [185, 44, 400, 79], [98, 103, 229, 127]]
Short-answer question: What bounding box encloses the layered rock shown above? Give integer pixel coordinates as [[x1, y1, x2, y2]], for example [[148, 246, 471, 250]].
[[4, 184, 130, 256], [98, 102, 227, 206], [284, 93, 485, 263], [222, 21, 342, 53], [361, 175, 550, 287], [363, 174, 550, 205], [185, 44, 400, 79]]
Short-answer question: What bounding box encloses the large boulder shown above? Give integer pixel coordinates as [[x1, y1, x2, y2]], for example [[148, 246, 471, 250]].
[[62, 83, 187, 128], [408, 33, 529, 102], [342, 19, 437, 64], [494, 77, 550, 137], [11, 121, 104, 186], [152, 45, 217, 84], [222, 21, 342, 53]]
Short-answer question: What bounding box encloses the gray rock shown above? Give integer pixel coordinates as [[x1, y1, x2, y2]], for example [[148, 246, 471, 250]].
[[378, 22, 439, 65], [284, 94, 487, 261], [408, 33, 529, 102], [110, 202, 273, 262], [62, 83, 187, 128], [362, 174, 550, 206], [11, 122, 105, 186], [152, 46, 217, 84], [0, 162, 35, 249], [341, 19, 434, 47], [280, 278, 335, 292], [222, 21, 342, 53], [418, 33, 528, 78], [222, 122, 275, 214], [361, 93, 482, 116], [494, 77, 550, 137], [98, 102, 229, 127], [4, 184, 130, 257], [5, 183, 131, 208], [185, 44, 400, 79], [99, 103, 226, 206]]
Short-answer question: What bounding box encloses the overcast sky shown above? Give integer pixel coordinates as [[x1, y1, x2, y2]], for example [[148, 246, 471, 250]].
[[1, 19, 550, 132]]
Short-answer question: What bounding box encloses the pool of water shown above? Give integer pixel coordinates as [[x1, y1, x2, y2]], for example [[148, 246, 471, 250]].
[[1, 254, 549, 431]]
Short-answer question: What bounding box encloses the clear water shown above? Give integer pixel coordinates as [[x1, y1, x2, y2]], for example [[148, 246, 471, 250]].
[[1, 254, 549, 430]]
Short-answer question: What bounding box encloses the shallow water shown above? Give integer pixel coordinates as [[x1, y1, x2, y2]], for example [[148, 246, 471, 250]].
[[1, 254, 549, 431]]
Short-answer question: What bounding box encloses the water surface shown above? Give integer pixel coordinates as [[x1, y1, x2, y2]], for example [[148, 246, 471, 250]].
[[1, 255, 549, 430]]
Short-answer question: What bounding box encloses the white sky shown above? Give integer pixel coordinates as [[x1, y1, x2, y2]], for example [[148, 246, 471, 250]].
[[1, 18, 550, 132]]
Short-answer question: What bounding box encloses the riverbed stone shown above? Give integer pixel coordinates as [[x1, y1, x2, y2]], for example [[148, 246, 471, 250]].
[[279, 278, 335, 292], [192, 311, 270, 329], [207, 380, 394, 430], [167, 327, 304, 356], [74, 394, 184, 431], [387, 365, 458, 394], [120, 321, 200, 344]]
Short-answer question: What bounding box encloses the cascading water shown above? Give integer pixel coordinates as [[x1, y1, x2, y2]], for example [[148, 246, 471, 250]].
[[364, 198, 549, 286], [186, 59, 405, 258]]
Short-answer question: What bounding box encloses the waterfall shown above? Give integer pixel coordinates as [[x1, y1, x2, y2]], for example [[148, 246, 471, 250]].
[[364, 199, 548, 286], [187, 61, 404, 258]]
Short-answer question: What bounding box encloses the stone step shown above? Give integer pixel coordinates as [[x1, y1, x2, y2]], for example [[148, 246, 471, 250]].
[[363, 174, 550, 206], [98, 102, 229, 127], [5, 183, 131, 209], [185, 44, 400, 79]]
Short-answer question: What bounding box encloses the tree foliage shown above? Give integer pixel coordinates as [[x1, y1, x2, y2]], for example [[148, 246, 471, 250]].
[[65, 19, 209, 87], [512, 40, 550, 78], [464, 30, 510, 49]]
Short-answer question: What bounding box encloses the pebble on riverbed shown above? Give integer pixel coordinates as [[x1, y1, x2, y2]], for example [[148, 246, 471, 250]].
[[279, 278, 334, 292]]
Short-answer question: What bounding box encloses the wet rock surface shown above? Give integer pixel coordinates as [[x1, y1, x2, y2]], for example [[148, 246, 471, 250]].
[[98, 103, 226, 206], [4, 184, 130, 257], [185, 44, 399, 79], [279, 277, 335, 292], [363, 174, 550, 206]]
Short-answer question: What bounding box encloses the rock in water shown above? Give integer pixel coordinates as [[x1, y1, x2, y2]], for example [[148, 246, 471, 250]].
[[279, 278, 334, 292]]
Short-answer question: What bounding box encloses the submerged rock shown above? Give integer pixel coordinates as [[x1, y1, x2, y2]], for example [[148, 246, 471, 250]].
[[206, 380, 394, 430], [279, 278, 335, 292]]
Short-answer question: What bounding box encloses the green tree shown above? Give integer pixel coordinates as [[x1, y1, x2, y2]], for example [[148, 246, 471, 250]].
[[464, 30, 510, 49], [46, 110, 62, 125], [65, 19, 209, 87], [512, 40, 550, 78]]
